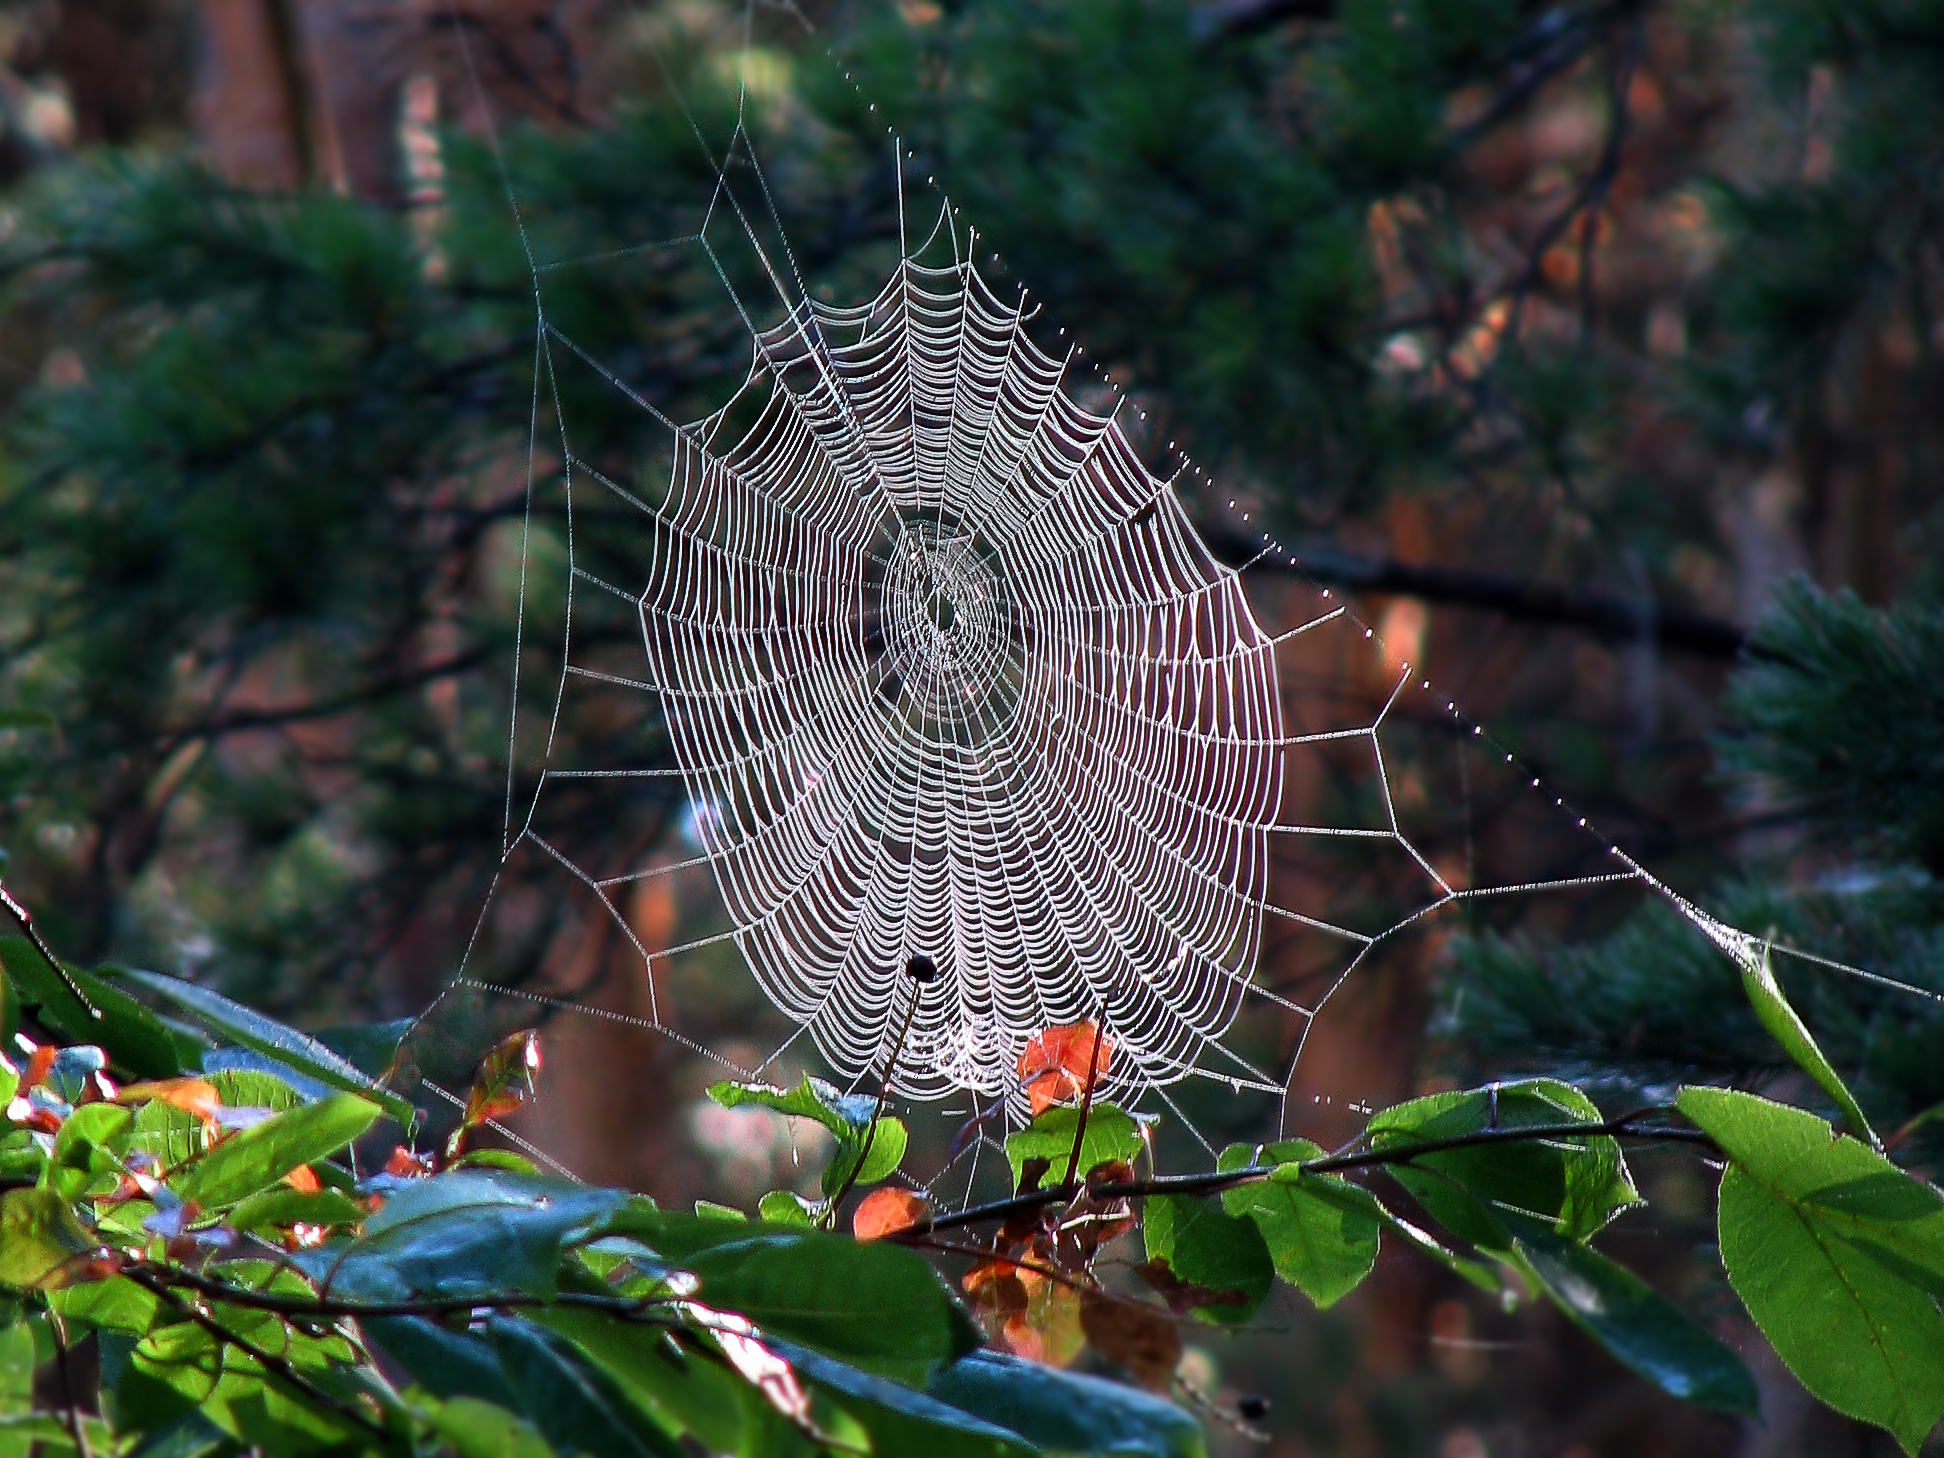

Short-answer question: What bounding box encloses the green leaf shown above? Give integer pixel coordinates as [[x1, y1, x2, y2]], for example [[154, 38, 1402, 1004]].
[[757, 1190, 818, 1228], [1217, 1141, 1378, 1308], [529, 1308, 793, 1456], [172, 1091, 380, 1209], [1678, 1086, 1944, 1454], [123, 1319, 367, 1454], [0, 1413, 119, 1457], [927, 1351, 1205, 1458], [1142, 1193, 1273, 1325], [226, 1187, 366, 1235], [365, 1316, 508, 1405], [48, 1276, 161, 1338], [113, 966, 416, 1130], [1366, 1079, 1638, 1250], [44, 1102, 131, 1200], [485, 1315, 684, 1458], [1739, 940, 1878, 1148], [822, 1117, 909, 1197], [311, 1019, 414, 1079], [1004, 1104, 1146, 1192], [425, 1397, 559, 1458], [300, 1170, 632, 1303], [0, 938, 181, 1079], [0, 1189, 96, 1291], [1509, 1220, 1757, 1413], [707, 1074, 878, 1140], [671, 1227, 982, 1382], [706, 1076, 909, 1195], [762, 1332, 1038, 1457]]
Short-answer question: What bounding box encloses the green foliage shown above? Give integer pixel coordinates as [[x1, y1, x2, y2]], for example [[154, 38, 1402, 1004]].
[[1738, 939, 1877, 1146], [1439, 582, 1944, 1161], [1217, 1140, 1380, 1309], [1141, 1194, 1274, 1325], [1719, 579, 1944, 875], [1507, 1222, 1758, 1415], [0, 937, 182, 1078], [118, 966, 417, 1130], [1366, 1078, 1639, 1247], [1003, 1104, 1147, 1190], [1679, 1086, 1944, 1454], [172, 1092, 381, 1208], [708, 1076, 910, 1198]]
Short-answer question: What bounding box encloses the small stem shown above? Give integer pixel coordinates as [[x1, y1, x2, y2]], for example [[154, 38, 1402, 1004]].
[[1060, 1018, 1108, 1189], [129, 1274, 397, 1441], [47, 1310, 93, 1458], [827, 975, 921, 1222], [0, 880, 101, 1021], [128, 1263, 679, 1323]]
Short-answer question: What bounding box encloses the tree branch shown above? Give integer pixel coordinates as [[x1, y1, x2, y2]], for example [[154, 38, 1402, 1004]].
[[1205, 533, 1758, 659], [898, 1113, 1709, 1240]]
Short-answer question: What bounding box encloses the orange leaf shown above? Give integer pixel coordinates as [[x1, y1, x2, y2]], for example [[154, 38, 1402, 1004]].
[[448, 1029, 542, 1158], [1079, 1290, 1181, 1390], [119, 1078, 222, 1122], [385, 1145, 434, 1178], [19, 1042, 56, 1092], [283, 1164, 321, 1194], [1017, 1022, 1111, 1115], [851, 1187, 928, 1241]]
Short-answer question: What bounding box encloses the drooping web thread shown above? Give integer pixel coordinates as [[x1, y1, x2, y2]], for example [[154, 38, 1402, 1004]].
[[410, 9, 1944, 1176]]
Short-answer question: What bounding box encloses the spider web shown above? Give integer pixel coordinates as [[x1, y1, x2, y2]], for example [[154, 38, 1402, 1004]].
[[403, 0, 1937, 1185]]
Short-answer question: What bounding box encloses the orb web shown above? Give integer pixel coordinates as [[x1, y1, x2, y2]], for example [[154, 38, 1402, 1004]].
[[404, 4, 1944, 1181], [646, 259, 1282, 1099]]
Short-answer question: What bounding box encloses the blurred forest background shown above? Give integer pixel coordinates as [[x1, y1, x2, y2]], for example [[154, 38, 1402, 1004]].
[[0, 0, 1940, 1452]]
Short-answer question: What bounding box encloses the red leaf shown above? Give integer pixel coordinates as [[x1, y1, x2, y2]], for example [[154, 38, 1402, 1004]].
[[283, 1164, 321, 1194], [1017, 1022, 1112, 1116], [448, 1030, 542, 1158], [1079, 1290, 1181, 1390], [120, 1078, 222, 1123], [385, 1145, 434, 1178], [852, 1187, 927, 1241]]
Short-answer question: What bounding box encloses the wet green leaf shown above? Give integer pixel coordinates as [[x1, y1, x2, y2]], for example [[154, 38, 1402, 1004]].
[[927, 1351, 1204, 1458], [1510, 1218, 1756, 1413], [1678, 1086, 1944, 1454], [1367, 1079, 1637, 1249], [1142, 1193, 1273, 1325], [672, 1228, 982, 1382], [0, 938, 181, 1079], [301, 1169, 633, 1303], [1218, 1141, 1378, 1308], [114, 966, 415, 1130], [1004, 1104, 1145, 1192], [172, 1091, 380, 1209], [1738, 941, 1877, 1148]]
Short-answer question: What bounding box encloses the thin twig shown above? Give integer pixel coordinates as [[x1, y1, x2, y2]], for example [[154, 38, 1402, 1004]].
[[826, 974, 922, 1220], [129, 1273, 396, 1441], [899, 1113, 1710, 1240], [1061, 1019, 1109, 1189], [46, 1311, 93, 1458], [127, 1263, 680, 1323]]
